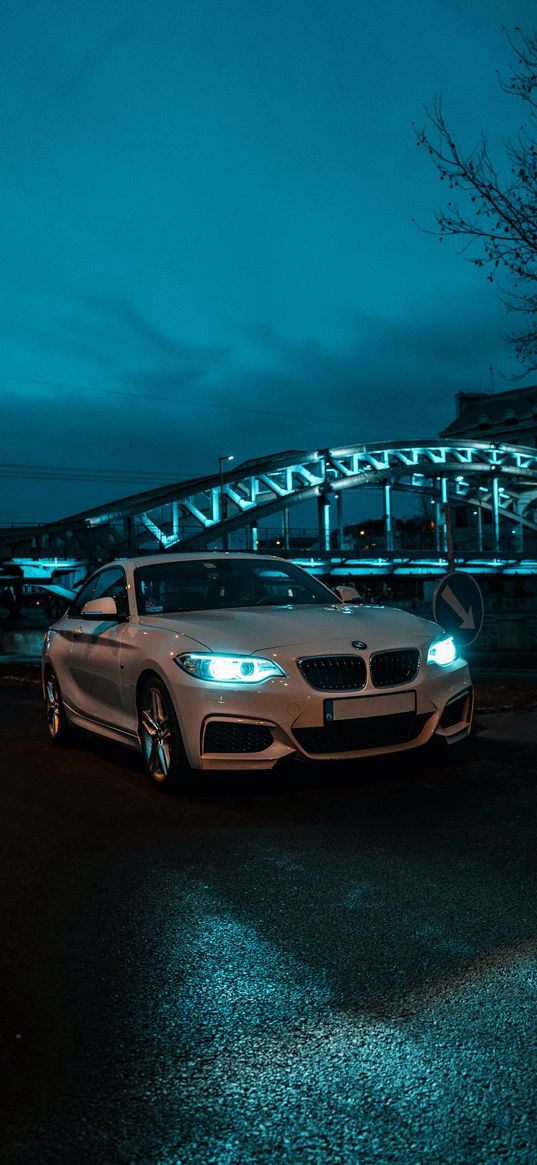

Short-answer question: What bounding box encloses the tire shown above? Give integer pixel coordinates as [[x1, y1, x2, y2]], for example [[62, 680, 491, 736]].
[[44, 668, 73, 746], [138, 676, 190, 793]]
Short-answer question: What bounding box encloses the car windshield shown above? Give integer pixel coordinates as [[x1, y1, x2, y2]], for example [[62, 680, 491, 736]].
[[134, 559, 336, 615]]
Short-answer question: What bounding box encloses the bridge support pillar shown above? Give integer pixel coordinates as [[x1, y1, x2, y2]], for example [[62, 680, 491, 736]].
[[475, 505, 483, 553], [124, 517, 135, 555], [282, 508, 290, 553], [383, 483, 393, 552], [435, 478, 448, 554], [250, 525, 258, 552], [172, 502, 180, 541], [335, 494, 343, 550], [317, 493, 331, 554], [491, 476, 501, 554]]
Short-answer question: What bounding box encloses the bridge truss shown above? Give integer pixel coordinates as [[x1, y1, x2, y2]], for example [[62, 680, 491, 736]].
[[2, 439, 537, 571]]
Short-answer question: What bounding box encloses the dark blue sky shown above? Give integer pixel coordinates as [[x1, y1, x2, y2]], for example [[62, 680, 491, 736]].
[[1, 0, 535, 521]]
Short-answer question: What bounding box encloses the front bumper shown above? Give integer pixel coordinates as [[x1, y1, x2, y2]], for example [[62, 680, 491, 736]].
[[187, 660, 473, 771]]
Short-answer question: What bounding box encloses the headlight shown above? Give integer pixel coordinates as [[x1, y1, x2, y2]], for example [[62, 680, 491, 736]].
[[174, 653, 287, 683], [427, 636, 457, 667]]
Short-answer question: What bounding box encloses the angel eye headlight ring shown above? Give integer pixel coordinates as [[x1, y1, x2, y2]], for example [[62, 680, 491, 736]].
[[427, 636, 457, 667], [175, 653, 286, 683]]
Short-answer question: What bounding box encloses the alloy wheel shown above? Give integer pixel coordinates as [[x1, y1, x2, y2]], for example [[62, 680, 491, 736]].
[[141, 685, 172, 782], [45, 673, 61, 739]]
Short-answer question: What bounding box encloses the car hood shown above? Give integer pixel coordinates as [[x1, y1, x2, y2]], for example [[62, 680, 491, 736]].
[[138, 604, 440, 655]]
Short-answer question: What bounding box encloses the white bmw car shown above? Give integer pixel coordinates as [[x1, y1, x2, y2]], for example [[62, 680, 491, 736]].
[[42, 553, 473, 791]]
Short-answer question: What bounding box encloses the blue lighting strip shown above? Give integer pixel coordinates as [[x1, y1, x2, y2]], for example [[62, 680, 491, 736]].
[[292, 556, 537, 577], [4, 553, 537, 581]]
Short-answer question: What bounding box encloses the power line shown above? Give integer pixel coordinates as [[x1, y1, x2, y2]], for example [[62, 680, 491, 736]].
[[0, 462, 188, 483], [0, 371, 391, 431]]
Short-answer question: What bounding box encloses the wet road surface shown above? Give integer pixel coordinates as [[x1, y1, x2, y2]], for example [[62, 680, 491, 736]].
[[1, 679, 536, 1164]]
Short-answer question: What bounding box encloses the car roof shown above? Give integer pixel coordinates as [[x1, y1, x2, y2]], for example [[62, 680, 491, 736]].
[[101, 552, 286, 570]]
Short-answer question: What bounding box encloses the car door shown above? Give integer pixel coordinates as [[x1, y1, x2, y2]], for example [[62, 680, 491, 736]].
[[64, 567, 129, 728]]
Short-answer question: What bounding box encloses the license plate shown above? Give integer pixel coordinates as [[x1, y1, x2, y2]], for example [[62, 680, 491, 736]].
[[325, 691, 416, 723]]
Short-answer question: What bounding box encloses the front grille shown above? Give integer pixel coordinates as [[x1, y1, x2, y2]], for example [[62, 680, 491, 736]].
[[203, 722, 274, 754], [293, 712, 431, 755], [439, 688, 472, 729], [370, 649, 420, 688], [297, 655, 367, 691]]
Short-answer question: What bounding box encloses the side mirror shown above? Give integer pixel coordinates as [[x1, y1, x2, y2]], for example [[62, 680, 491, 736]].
[[333, 585, 362, 604], [80, 596, 124, 621]]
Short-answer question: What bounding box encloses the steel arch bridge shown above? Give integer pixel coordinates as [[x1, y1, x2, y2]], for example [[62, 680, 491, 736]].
[[3, 439, 537, 572]]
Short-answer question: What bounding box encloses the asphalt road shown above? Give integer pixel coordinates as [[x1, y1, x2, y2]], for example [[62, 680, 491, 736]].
[[1, 679, 536, 1165]]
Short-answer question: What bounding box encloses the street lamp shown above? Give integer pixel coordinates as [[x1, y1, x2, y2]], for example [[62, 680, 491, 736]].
[[218, 454, 234, 550]]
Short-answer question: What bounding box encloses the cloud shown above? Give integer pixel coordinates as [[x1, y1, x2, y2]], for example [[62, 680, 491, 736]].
[[0, 283, 529, 522], [79, 294, 230, 367]]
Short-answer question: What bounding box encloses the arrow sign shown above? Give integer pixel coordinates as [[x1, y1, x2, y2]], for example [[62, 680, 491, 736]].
[[433, 571, 484, 647], [441, 584, 475, 630]]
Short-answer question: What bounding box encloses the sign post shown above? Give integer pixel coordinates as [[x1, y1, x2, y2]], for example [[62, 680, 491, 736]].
[[432, 571, 484, 649]]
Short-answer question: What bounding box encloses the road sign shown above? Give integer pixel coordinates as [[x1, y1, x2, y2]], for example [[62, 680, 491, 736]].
[[432, 571, 484, 647]]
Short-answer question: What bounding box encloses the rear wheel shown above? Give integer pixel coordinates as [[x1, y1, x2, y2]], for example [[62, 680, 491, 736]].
[[139, 676, 190, 792], [44, 668, 72, 745]]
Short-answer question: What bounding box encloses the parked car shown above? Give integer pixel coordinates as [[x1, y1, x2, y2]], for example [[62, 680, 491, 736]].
[[42, 553, 473, 790]]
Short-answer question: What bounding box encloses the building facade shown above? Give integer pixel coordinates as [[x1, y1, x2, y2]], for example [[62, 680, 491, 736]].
[[440, 384, 537, 448]]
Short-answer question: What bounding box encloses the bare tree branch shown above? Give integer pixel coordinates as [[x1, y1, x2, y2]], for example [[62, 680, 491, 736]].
[[414, 29, 537, 370]]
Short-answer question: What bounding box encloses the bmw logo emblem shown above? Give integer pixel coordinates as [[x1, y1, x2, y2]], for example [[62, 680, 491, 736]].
[[352, 640, 367, 650]]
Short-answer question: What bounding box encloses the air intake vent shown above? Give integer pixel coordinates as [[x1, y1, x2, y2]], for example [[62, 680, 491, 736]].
[[293, 712, 431, 755], [370, 649, 420, 688], [297, 655, 367, 691], [203, 722, 273, 753], [438, 689, 472, 729]]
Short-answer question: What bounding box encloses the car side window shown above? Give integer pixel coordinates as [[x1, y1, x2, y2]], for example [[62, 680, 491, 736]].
[[69, 575, 99, 617], [70, 569, 129, 618]]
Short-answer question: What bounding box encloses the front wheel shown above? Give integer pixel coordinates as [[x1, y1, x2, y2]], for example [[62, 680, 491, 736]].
[[138, 677, 190, 792], [44, 668, 73, 745]]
